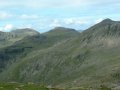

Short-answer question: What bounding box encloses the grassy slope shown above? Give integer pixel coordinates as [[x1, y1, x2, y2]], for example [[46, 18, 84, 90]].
[[0, 83, 49, 90], [0, 28, 41, 72], [0, 27, 79, 76], [0, 83, 111, 90]]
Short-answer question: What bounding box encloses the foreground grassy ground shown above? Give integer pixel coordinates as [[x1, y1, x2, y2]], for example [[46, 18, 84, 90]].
[[0, 83, 112, 90], [0, 83, 49, 90]]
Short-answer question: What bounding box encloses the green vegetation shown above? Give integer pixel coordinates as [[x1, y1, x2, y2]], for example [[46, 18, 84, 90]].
[[0, 19, 120, 89], [0, 83, 112, 90], [0, 28, 39, 48], [0, 83, 49, 90]]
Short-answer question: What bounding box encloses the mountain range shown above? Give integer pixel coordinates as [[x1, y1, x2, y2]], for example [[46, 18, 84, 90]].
[[0, 19, 120, 90]]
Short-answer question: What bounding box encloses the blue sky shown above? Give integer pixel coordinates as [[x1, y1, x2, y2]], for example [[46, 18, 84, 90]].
[[0, 0, 120, 32]]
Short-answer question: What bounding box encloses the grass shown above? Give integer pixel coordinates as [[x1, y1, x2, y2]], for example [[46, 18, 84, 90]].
[[0, 83, 48, 90], [0, 83, 112, 90]]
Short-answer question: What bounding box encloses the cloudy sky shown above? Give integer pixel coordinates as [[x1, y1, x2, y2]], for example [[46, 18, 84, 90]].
[[0, 0, 120, 32]]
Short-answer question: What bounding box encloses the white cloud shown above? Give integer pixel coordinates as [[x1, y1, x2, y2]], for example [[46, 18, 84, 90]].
[[64, 18, 73, 25], [95, 18, 104, 23], [0, 12, 12, 19], [63, 18, 88, 25], [0, 24, 13, 32], [0, 0, 112, 8], [2, 0, 88, 8], [47, 18, 90, 29], [49, 19, 61, 28], [19, 24, 33, 29], [4, 24, 13, 30], [20, 14, 39, 19]]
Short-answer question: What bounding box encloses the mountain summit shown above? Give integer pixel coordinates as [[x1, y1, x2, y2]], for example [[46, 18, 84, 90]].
[[11, 28, 40, 36], [80, 19, 120, 40], [101, 18, 113, 23]]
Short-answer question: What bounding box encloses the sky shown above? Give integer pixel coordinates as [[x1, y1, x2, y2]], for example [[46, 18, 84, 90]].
[[0, 0, 120, 32]]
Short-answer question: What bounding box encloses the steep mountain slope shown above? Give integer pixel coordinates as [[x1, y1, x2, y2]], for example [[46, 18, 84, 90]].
[[0, 28, 41, 72], [0, 27, 79, 73], [0, 31, 17, 48], [0, 19, 120, 89], [81, 18, 120, 39]]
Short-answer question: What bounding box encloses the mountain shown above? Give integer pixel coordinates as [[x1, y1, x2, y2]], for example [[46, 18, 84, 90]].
[[0, 27, 79, 74], [11, 28, 40, 36], [0, 19, 120, 89], [43, 27, 79, 46], [0, 31, 16, 48], [80, 19, 120, 39], [0, 28, 40, 48]]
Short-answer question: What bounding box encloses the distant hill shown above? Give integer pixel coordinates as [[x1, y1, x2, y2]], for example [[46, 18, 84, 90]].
[[11, 28, 40, 36], [0, 19, 120, 89], [0, 28, 40, 48]]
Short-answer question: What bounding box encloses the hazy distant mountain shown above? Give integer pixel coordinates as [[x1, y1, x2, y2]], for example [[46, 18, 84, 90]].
[[0, 19, 120, 89], [0, 28, 40, 48], [11, 28, 40, 36]]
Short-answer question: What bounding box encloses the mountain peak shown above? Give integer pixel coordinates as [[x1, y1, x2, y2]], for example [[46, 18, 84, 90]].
[[52, 27, 77, 32], [101, 18, 113, 23], [53, 27, 66, 29], [12, 28, 37, 32], [84, 18, 120, 39], [53, 27, 74, 30], [11, 28, 40, 36]]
